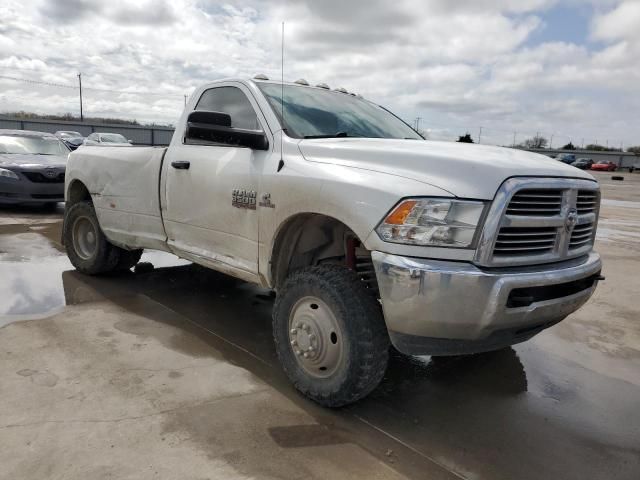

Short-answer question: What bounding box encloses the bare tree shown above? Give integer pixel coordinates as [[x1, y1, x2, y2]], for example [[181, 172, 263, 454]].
[[520, 135, 548, 149]]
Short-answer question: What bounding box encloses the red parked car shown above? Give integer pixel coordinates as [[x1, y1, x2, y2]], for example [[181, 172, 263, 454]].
[[591, 160, 617, 171]]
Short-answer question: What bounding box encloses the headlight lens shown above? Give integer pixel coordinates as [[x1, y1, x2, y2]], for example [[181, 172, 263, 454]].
[[0, 168, 19, 180], [376, 198, 485, 247]]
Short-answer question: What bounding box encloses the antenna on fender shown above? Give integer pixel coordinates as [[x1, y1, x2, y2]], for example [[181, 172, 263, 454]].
[[278, 21, 285, 172]]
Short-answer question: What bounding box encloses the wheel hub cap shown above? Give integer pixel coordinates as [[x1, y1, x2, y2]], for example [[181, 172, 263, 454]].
[[72, 215, 98, 260], [288, 297, 343, 378]]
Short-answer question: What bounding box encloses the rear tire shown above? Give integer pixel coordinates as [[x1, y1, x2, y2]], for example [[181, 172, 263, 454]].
[[273, 265, 389, 407], [63, 201, 121, 275]]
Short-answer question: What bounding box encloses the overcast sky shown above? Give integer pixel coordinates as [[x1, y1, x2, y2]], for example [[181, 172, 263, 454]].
[[0, 0, 638, 147]]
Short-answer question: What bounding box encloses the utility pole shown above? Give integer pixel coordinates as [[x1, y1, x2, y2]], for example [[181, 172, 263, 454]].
[[581, 138, 584, 148], [77, 73, 83, 121], [478, 126, 483, 144], [414, 117, 422, 132], [550, 134, 554, 149], [184, 94, 188, 107], [513, 131, 517, 147]]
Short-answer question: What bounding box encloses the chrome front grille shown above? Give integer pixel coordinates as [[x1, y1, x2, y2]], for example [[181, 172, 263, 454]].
[[569, 222, 595, 250], [505, 189, 563, 216], [475, 178, 600, 267], [577, 190, 598, 214], [494, 227, 557, 256]]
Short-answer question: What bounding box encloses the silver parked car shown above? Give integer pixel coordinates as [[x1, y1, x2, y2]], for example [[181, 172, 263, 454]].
[[0, 130, 69, 206], [55, 130, 85, 151], [83, 132, 133, 146]]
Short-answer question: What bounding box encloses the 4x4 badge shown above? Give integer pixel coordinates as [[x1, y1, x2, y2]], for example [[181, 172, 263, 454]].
[[259, 193, 275, 209]]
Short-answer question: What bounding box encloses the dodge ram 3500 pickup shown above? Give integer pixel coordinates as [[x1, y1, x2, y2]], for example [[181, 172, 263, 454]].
[[63, 77, 603, 407]]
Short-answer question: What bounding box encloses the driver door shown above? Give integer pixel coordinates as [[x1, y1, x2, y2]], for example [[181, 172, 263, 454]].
[[162, 84, 269, 282]]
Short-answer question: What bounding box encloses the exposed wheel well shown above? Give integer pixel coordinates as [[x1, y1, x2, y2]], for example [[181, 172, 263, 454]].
[[67, 180, 91, 206], [270, 214, 378, 295]]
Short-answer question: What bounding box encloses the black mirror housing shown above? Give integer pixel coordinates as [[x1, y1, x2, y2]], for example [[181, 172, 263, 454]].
[[185, 110, 269, 151]]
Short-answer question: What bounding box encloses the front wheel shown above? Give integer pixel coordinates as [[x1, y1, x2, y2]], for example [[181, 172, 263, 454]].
[[273, 265, 389, 407]]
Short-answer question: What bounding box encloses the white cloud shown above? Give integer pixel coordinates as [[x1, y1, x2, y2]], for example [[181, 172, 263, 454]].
[[0, 0, 637, 147]]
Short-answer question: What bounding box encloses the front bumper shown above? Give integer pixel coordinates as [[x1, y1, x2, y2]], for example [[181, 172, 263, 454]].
[[372, 251, 602, 355], [0, 177, 64, 204]]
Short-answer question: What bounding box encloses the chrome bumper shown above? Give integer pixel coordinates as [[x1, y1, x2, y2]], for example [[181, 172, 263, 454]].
[[371, 251, 602, 355]]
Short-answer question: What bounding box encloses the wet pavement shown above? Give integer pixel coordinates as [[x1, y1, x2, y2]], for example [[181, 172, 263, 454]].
[[1, 171, 639, 479]]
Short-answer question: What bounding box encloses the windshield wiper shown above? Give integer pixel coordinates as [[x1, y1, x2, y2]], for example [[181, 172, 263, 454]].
[[303, 132, 350, 139]]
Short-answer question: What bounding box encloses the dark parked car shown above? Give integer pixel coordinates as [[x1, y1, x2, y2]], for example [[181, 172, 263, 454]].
[[55, 130, 85, 151], [572, 158, 594, 170], [0, 130, 69, 206]]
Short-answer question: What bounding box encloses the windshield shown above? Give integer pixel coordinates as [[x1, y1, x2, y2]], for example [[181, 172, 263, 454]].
[[100, 133, 128, 143], [58, 131, 82, 138], [0, 135, 69, 155], [596, 160, 608, 164], [257, 83, 421, 140]]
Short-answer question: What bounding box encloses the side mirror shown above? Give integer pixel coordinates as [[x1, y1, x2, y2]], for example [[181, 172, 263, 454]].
[[185, 110, 269, 150]]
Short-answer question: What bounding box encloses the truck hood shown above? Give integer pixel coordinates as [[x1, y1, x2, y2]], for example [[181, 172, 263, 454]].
[[298, 138, 594, 199], [0, 153, 67, 169]]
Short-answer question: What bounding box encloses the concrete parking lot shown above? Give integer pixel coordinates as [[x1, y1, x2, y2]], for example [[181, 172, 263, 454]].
[[1, 171, 638, 480]]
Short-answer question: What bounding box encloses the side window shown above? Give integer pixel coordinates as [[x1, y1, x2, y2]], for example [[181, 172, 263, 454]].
[[195, 87, 260, 130]]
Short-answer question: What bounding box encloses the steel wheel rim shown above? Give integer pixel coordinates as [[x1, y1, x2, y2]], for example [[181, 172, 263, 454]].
[[288, 296, 344, 378], [72, 215, 97, 260]]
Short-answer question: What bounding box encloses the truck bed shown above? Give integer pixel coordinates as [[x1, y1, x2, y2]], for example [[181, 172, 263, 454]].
[[67, 145, 169, 251]]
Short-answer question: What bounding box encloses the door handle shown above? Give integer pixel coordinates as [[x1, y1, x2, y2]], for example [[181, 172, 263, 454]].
[[171, 160, 190, 170]]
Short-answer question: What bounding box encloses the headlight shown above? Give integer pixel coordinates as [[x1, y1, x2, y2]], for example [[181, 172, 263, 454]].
[[376, 198, 486, 247], [0, 168, 19, 180]]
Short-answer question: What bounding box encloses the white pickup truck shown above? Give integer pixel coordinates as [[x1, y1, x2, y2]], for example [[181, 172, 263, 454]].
[[63, 77, 603, 406]]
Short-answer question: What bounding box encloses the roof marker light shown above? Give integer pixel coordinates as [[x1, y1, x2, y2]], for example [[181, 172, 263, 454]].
[[294, 78, 309, 86], [315, 83, 330, 89], [253, 74, 269, 80]]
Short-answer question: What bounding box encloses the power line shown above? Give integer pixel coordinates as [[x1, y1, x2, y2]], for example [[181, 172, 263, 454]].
[[0, 74, 184, 98], [0, 74, 76, 89]]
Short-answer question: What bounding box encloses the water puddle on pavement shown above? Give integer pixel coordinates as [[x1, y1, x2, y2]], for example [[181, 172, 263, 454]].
[[0, 230, 189, 328]]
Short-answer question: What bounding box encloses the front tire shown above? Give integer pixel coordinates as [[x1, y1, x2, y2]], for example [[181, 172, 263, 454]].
[[63, 201, 121, 275], [273, 265, 389, 407]]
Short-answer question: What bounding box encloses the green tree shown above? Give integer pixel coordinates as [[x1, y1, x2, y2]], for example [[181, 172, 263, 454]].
[[626, 146, 640, 156], [561, 142, 576, 150], [585, 144, 621, 152], [457, 133, 474, 143]]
